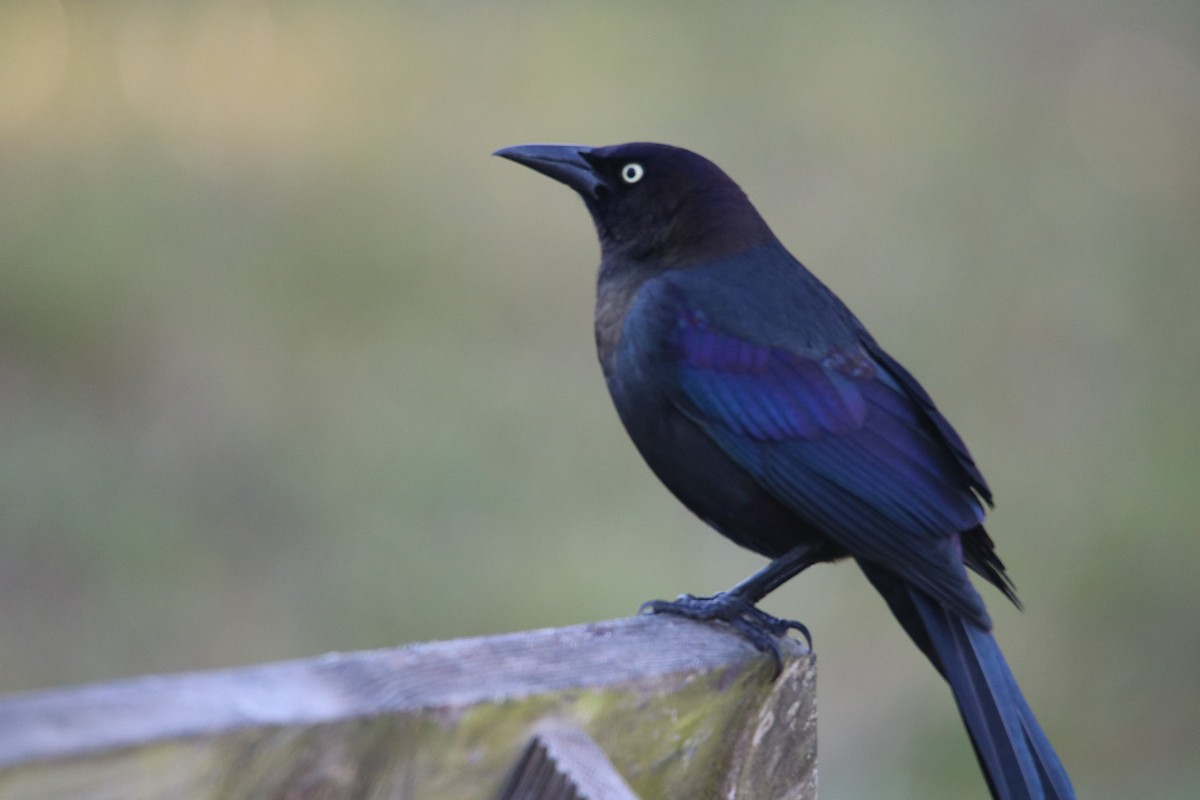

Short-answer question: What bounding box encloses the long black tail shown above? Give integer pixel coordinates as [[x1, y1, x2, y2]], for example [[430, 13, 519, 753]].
[[860, 563, 1075, 799]]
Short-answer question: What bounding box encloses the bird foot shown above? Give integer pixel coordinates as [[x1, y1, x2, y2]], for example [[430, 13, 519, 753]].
[[639, 592, 811, 678]]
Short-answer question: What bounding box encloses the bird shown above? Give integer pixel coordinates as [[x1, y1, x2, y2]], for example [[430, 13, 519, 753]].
[[494, 141, 1074, 799]]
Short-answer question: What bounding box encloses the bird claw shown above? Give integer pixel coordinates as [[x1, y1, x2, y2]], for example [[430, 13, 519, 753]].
[[639, 592, 811, 678]]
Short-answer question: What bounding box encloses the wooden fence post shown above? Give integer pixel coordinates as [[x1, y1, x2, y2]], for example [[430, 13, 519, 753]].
[[0, 615, 816, 799]]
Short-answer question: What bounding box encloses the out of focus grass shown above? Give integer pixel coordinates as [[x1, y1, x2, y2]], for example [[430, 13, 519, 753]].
[[1, 2, 1198, 798]]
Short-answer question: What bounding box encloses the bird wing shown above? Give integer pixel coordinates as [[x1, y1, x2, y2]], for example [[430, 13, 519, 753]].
[[860, 338, 992, 505], [661, 291, 993, 624]]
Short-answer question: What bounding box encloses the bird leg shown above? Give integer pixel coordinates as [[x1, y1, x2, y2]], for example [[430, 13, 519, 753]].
[[639, 544, 819, 676]]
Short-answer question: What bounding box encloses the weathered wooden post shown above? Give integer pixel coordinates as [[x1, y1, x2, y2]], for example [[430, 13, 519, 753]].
[[0, 615, 816, 799]]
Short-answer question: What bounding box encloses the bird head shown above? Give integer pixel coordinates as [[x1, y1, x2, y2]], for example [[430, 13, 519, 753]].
[[494, 142, 775, 266]]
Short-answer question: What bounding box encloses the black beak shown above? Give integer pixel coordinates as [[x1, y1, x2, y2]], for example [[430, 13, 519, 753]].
[[493, 143, 604, 199]]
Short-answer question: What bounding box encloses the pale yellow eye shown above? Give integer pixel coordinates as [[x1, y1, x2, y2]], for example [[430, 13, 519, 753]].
[[621, 162, 644, 184]]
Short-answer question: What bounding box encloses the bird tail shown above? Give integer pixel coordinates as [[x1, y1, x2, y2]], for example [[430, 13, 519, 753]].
[[859, 562, 1075, 800]]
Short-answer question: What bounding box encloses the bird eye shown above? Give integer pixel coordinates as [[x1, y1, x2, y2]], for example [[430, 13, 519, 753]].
[[620, 163, 644, 184]]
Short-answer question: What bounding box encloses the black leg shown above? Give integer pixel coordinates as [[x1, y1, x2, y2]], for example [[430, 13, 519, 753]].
[[724, 544, 821, 602], [640, 544, 821, 677]]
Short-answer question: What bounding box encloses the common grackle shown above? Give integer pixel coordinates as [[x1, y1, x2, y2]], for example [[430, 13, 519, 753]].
[[495, 142, 1074, 799]]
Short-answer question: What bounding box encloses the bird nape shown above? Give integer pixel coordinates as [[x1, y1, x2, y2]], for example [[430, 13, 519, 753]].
[[494, 141, 1074, 800]]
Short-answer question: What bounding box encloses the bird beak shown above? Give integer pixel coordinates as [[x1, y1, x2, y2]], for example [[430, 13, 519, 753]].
[[493, 143, 605, 199]]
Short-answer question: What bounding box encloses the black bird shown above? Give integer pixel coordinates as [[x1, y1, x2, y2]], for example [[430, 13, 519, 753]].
[[495, 142, 1074, 799]]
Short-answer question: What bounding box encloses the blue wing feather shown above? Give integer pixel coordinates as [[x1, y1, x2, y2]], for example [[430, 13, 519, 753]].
[[676, 319, 867, 438], [863, 339, 993, 505], [670, 299, 992, 624]]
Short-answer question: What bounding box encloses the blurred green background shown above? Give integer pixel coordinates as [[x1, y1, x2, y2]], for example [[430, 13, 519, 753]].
[[1, 1, 1198, 798]]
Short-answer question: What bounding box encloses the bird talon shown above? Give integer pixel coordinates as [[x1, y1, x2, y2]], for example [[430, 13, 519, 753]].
[[638, 599, 668, 615], [638, 592, 808, 675]]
